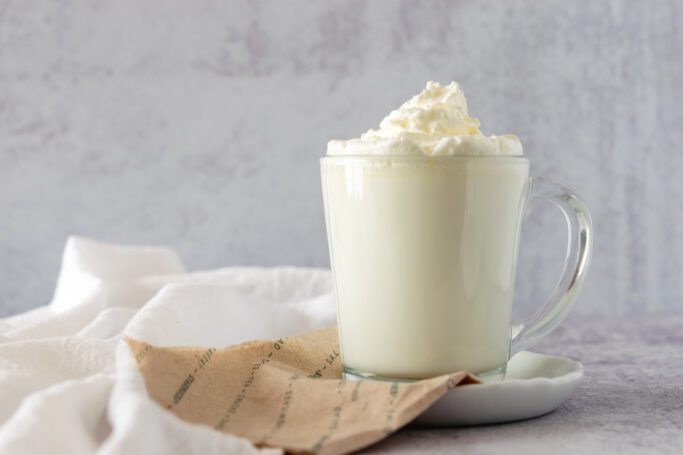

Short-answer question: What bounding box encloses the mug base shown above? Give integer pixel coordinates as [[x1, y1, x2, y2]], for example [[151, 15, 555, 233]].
[[342, 364, 506, 383]]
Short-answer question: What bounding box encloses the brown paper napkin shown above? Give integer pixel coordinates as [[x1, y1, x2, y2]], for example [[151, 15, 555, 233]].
[[126, 327, 479, 455]]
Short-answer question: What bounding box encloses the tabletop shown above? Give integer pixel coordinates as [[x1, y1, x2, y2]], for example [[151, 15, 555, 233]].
[[360, 311, 683, 454]]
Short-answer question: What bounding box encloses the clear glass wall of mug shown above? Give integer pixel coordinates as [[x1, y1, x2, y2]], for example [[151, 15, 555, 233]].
[[321, 155, 592, 381]]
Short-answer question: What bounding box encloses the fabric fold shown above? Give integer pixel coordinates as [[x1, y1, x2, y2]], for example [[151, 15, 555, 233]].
[[0, 237, 340, 454]]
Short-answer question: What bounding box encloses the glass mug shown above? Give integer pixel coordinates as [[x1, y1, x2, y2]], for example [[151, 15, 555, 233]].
[[320, 155, 592, 381]]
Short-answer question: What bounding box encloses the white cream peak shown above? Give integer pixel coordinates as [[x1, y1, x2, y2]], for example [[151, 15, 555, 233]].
[[327, 81, 522, 156]]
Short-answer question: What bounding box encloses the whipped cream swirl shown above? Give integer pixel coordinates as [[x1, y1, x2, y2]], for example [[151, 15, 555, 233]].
[[327, 81, 522, 156]]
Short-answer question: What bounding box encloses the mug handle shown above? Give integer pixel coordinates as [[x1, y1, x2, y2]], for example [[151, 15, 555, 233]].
[[511, 177, 593, 354]]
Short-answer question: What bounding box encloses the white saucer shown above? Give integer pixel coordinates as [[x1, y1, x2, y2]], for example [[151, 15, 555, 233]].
[[413, 351, 583, 426]]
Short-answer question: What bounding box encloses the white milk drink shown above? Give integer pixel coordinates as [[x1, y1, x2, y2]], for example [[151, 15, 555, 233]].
[[322, 82, 529, 379]]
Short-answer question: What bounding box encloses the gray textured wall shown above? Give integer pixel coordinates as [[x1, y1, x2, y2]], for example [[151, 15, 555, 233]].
[[1, 0, 681, 317]]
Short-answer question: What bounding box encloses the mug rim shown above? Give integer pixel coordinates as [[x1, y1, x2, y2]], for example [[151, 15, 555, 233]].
[[320, 155, 529, 163]]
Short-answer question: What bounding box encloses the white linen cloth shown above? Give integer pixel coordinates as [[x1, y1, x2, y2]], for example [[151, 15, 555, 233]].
[[0, 237, 337, 454]]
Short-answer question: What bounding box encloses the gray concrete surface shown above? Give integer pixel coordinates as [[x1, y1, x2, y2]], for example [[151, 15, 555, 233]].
[[1, 0, 682, 316]]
